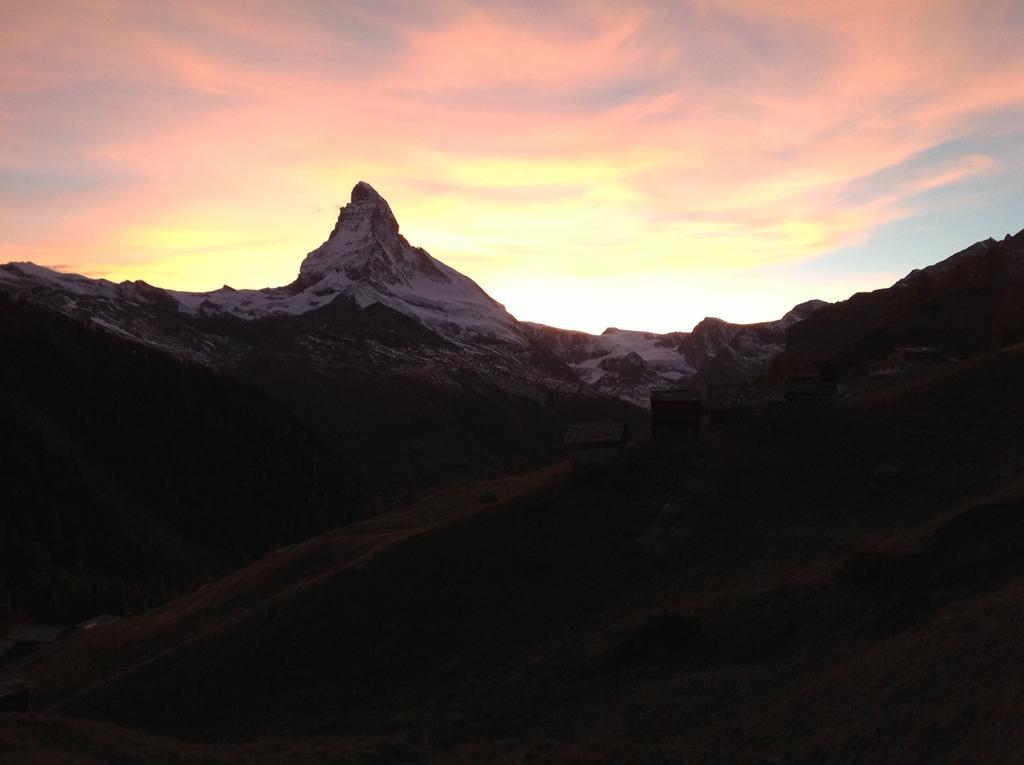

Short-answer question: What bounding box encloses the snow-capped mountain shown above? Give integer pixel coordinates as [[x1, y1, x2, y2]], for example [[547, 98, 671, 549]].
[[524, 301, 827, 406], [0, 182, 645, 496], [0, 182, 525, 362], [295, 182, 523, 344], [169, 181, 523, 344], [0, 181, 827, 416]]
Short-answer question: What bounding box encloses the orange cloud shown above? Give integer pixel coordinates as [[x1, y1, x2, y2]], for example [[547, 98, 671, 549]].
[[1, 1, 1022, 331]]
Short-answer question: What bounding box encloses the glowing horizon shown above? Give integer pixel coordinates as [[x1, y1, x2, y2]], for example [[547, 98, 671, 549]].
[[3, 1, 1023, 333]]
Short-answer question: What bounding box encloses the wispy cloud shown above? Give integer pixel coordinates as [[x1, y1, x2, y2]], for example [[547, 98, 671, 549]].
[[1, 0, 1023, 330]]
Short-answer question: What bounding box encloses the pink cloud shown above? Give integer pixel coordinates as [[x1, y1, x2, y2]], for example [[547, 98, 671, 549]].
[[1, 1, 1022, 330]]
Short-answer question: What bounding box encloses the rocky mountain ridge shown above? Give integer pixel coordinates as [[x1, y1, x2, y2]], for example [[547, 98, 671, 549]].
[[777, 226, 1024, 376], [0, 183, 644, 497], [524, 300, 827, 405], [0, 182, 829, 409]]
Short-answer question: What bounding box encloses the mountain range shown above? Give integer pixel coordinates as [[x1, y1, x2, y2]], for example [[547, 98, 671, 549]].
[[0, 184, 646, 498], [5, 184, 1024, 763], [0, 182, 832, 407], [3, 183, 1022, 493], [11, 183, 1021, 418]]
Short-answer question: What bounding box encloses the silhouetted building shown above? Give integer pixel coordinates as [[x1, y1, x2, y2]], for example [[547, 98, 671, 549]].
[[564, 421, 629, 470], [650, 389, 705, 436]]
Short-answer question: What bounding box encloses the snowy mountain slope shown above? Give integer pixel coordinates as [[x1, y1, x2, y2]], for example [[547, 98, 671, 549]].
[[691, 300, 828, 385], [0, 181, 826, 414], [0, 261, 253, 367], [294, 182, 524, 344], [168, 182, 524, 344], [0, 182, 525, 360], [524, 301, 827, 406], [0, 182, 643, 496], [0, 255, 573, 400]]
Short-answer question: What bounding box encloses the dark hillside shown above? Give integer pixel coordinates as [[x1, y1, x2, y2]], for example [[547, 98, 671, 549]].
[[0, 294, 366, 628], [777, 229, 1024, 375], [236, 296, 646, 502], [9, 343, 1024, 763]]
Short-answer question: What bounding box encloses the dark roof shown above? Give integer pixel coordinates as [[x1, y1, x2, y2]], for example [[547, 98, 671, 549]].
[[564, 421, 628, 448], [650, 389, 704, 403], [7, 625, 64, 644]]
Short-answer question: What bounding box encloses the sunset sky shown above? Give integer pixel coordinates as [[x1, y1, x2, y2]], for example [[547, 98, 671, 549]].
[[3, 1, 1023, 333]]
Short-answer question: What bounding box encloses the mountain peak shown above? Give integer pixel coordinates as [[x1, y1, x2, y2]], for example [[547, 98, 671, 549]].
[[351, 180, 384, 203], [289, 182, 523, 344], [323, 181, 399, 244], [783, 299, 829, 322]]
